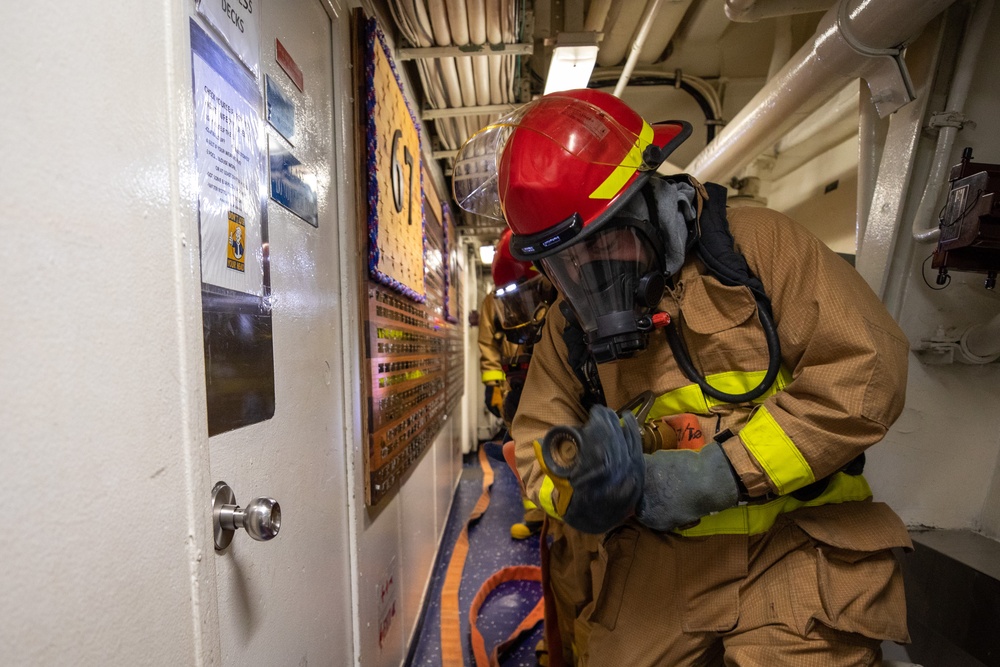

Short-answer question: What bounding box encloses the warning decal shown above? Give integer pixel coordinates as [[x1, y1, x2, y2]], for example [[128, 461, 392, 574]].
[[226, 211, 246, 272]]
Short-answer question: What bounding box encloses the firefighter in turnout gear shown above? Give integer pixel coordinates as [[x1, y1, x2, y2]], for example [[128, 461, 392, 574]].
[[489, 229, 603, 666], [454, 89, 911, 665], [478, 230, 552, 539]]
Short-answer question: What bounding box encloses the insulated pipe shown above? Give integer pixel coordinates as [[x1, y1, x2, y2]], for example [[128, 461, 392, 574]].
[[612, 0, 668, 97], [486, 0, 502, 43], [768, 15, 793, 80], [856, 81, 881, 254], [428, 0, 452, 45], [912, 0, 994, 244], [445, 0, 470, 45], [467, 0, 490, 106], [585, 0, 614, 32], [686, 0, 956, 185], [468, 0, 487, 44], [773, 81, 858, 154], [727, 0, 835, 22]]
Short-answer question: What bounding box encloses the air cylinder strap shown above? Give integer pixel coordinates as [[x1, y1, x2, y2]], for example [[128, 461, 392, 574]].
[[440, 448, 495, 666], [469, 565, 545, 667]]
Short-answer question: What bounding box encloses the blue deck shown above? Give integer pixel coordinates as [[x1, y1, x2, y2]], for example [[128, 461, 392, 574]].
[[407, 448, 545, 666]]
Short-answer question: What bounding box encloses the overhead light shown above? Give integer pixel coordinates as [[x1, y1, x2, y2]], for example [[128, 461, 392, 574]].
[[479, 244, 496, 265], [544, 32, 600, 95]]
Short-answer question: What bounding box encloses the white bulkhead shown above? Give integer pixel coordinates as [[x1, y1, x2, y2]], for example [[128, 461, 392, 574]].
[[2, 0, 999, 664]]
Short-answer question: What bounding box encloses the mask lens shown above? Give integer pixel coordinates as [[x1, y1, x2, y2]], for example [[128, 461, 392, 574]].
[[541, 226, 658, 337], [495, 275, 554, 344]]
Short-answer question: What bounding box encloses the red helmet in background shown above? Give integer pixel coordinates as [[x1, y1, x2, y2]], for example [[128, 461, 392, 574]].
[[490, 229, 554, 344], [452, 89, 691, 261], [491, 229, 537, 287]]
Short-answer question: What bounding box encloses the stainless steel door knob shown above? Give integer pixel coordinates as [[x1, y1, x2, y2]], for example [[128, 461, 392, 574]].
[[212, 481, 281, 550]]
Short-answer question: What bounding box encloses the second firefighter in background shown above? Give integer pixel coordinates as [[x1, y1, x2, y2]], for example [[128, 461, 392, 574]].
[[478, 231, 552, 538]]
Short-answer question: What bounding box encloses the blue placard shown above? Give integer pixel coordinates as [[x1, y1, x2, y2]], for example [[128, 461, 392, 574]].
[[269, 140, 318, 227], [265, 75, 295, 144]]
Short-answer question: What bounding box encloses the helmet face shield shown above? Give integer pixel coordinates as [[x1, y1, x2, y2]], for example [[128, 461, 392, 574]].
[[494, 274, 553, 345], [452, 94, 681, 227], [541, 225, 663, 362]]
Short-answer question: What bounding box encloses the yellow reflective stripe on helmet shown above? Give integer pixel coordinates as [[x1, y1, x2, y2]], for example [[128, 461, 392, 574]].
[[676, 472, 872, 537], [740, 404, 814, 495], [589, 121, 654, 200], [646, 367, 792, 419], [482, 370, 505, 383]]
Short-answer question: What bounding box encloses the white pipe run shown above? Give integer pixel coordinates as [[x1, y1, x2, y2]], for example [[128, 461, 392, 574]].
[[612, 0, 668, 97], [856, 81, 881, 254], [773, 81, 858, 155], [686, 0, 957, 185], [726, 0, 835, 22], [767, 15, 793, 80], [912, 0, 994, 244], [585, 0, 614, 32]]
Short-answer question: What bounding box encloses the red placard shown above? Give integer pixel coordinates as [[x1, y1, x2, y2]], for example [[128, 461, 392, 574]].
[[275, 39, 304, 92]]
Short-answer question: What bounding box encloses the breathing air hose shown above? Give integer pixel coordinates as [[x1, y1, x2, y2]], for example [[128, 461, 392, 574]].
[[664, 302, 782, 404], [664, 223, 783, 405]]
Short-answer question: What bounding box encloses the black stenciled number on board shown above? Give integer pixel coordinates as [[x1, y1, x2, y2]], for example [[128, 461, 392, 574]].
[[390, 129, 415, 225]]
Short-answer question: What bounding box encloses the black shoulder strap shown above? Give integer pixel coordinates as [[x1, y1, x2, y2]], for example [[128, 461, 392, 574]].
[[559, 301, 606, 409], [695, 182, 771, 309], [664, 180, 783, 404]]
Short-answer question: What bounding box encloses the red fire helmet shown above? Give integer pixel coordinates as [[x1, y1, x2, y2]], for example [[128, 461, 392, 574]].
[[491, 229, 537, 287], [453, 89, 691, 260]]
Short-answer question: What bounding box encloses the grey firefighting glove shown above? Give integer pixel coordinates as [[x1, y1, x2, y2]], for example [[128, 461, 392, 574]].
[[537, 404, 645, 535], [634, 442, 741, 532]]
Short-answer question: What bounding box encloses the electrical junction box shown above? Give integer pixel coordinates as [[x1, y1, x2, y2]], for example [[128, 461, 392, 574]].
[[932, 148, 1000, 288]]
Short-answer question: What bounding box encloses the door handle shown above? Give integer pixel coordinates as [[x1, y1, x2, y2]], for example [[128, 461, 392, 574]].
[[212, 481, 281, 551]]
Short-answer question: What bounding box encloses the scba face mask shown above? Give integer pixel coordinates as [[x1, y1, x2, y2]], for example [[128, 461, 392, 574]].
[[494, 274, 555, 346], [542, 225, 668, 363]]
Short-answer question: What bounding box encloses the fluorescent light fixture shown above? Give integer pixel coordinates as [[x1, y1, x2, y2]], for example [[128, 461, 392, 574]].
[[544, 33, 600, 95], [479, 244, 496, 265]]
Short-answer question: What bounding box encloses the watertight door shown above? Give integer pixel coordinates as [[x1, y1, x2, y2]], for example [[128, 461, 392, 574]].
[[204, 1, 353, 663]]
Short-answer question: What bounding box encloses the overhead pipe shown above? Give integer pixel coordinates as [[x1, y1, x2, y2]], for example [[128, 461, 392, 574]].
[[686, 0, 957, 185], [773, 81, 858, 155], [601, 0, 692, 70], [767, 15, 793, 80], [612, 0, 668, 97], [912, 0, 993, 244], [585, 0, 614, 32], [856, 81, 881, 255], [726, 0, 835, 23]]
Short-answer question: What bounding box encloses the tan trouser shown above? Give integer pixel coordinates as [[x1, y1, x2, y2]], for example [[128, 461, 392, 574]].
[[523, 502, 546, 525], [546, 518, 602, 665], [582, 502, 911, 667]]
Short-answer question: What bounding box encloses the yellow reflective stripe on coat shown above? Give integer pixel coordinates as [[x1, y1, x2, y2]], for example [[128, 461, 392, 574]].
[[533, 439, 573, 519], [740, 404, 814, 495], [645, 367, 793, 419], [676, 472, 872, 537], [589, 121, 654, 200], [521, 496, 539, 511], [482, 369, 505, 383], [537, 476, 561, 519]]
